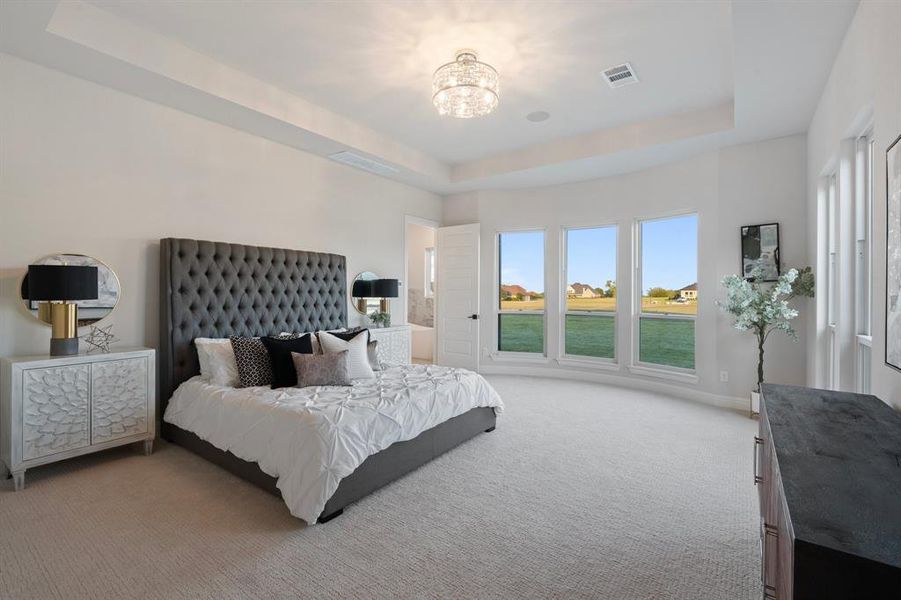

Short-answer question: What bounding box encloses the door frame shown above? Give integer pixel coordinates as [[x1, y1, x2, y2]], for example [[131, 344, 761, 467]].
[[404, 215, 440, 361]]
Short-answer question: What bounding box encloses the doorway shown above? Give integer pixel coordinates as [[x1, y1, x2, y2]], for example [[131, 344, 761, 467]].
[[405, 216, 439, 364]]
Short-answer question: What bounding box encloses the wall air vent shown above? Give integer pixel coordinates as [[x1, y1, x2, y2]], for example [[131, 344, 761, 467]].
[[328, 151, 399, 176], [602, 63, 639, 89]]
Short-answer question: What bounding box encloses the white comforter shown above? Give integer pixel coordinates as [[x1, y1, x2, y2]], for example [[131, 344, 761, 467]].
[[163, 364, 504, 523]]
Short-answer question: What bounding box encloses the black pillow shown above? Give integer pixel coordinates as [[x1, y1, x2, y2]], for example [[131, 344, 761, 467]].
[[329, 328, 370, 343], [261, 334, 314, 388]]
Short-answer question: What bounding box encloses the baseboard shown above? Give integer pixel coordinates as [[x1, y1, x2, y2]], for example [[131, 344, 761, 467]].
[[478, 364, 748, 414]]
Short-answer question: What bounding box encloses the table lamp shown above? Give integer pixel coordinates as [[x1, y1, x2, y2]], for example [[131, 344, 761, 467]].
[[26, 264, 98, 355], [372, 279, 399, 314], [351, 279, 374, 314]]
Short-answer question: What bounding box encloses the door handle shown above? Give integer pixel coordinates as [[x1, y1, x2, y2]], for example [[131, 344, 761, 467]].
[[469, 314, 479, 320]]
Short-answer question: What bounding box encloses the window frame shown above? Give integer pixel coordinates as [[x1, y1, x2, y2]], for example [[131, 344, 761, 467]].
[[560, 223, 619, 364], [494, 227, 548, 358], [631, 211, 699, 377], [854, 132, 874, 393], [424, 246, 436, 299], [854, 135, 874, 335], [825, 173, 838, 389], [827, 173, 838, 327]]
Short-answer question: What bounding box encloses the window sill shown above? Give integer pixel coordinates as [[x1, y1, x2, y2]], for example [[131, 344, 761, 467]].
[[628, 364, 698, 385], [488, 351, 550, 364], [556, 357, 620, 372]]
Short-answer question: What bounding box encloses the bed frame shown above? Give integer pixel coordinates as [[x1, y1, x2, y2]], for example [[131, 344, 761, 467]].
[[158, 238, 495, 523]]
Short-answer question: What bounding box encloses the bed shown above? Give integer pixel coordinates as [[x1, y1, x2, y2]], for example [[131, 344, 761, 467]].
[[158, 238, 501, 524]]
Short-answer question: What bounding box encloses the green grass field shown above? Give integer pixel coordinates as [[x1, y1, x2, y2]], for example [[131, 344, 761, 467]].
[[500, 296, 697, 315], [565, 314, 615, 358], [498, 314, 694, 368], [638, 317, 695, 369]]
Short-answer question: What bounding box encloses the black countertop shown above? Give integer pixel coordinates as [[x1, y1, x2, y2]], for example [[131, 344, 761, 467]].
[[761, 383, 901, 569]]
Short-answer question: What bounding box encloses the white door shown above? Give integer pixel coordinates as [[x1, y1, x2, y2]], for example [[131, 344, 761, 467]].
[[436, 223, 480, 370]]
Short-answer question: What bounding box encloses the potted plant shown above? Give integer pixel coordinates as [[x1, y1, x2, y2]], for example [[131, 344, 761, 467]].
[[369, 311, 391, 328], [717, 267, 815, 417]]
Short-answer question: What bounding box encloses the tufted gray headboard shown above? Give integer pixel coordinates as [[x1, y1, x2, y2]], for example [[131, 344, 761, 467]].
[[159, 238, 347, 415]]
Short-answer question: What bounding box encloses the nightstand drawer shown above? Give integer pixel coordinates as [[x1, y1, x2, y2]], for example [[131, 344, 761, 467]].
[[91, 357, 150, 444], [22, 364, 90, 460]]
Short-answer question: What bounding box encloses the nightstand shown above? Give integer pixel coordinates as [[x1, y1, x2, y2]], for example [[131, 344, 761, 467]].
[[368, 325, 411, 366], [1, 347, 155, 490]]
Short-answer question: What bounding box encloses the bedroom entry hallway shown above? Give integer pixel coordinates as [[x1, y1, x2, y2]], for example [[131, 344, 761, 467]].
[[0, 376, 759, 600]]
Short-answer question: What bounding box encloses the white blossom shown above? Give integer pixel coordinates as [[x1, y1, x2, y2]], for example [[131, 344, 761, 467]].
[[716, 266, 812, 388]]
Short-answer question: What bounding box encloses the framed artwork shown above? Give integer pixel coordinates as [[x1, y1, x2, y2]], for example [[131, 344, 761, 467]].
[[886, 133, 901, 371], [741, 223, 781, 281]]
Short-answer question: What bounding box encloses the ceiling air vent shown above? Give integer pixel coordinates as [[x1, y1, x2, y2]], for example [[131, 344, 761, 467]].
[[328, 151, 399, 176], [602, 63, 639, 89]]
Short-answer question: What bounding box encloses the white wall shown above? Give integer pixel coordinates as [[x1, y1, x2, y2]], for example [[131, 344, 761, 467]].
[[806, 0, 901, 408], [0, 54, 442, 358], [444, 135, 809, 405]]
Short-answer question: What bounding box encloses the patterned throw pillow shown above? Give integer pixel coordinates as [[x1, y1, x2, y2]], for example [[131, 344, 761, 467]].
[[291, 350, 351, 387], [229, 336, 273, 388]]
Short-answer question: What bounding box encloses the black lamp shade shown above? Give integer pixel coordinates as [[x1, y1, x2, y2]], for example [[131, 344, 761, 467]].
[[26, 265, 98, 301], [351, 279, 374, 298], [372, 278, 399, 298]]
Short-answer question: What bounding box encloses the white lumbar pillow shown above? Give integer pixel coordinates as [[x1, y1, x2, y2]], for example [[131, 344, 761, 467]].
[[195, 338, 240, 387], [317, 331, 374, 380]]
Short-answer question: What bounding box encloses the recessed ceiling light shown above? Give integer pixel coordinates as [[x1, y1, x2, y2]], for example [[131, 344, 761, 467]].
[[526, 111, 550, 122]]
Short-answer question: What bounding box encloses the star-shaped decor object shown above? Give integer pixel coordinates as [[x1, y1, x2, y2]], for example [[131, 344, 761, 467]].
[[81, 324, 118, 353]]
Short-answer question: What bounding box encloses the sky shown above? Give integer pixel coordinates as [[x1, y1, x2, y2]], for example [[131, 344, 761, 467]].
[[499, 215, 697, 294]]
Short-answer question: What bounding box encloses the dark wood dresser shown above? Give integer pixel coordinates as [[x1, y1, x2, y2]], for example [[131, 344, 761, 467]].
[[756, 384, 901, 599]]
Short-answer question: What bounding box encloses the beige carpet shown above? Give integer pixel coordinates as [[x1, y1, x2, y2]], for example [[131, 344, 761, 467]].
[[0, 376, 760, 599]]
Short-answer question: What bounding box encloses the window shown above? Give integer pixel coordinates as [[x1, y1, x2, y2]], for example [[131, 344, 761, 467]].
[[827, 174, 838, 328], [635, 214, 697, 370], [424, 247, 436, 298], [854, 135, 874, 393], [563, 226, 617, 359], [497, 230, 545, 353]]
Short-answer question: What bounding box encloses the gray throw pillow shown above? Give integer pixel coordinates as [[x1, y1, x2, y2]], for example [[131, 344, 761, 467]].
[[368, 340, 381, 371], [292, 350, 351, 387]]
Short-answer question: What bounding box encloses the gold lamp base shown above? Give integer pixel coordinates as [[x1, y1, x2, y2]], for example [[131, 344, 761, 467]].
[[41, 302, 79, 355]]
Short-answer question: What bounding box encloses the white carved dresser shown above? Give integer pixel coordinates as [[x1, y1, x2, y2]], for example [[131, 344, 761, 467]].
[[1, 348, 155, 490], [368, 325, 411, 367]]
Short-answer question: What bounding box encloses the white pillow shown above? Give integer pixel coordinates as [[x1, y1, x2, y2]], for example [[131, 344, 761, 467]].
[[195, 338, 240, 387], [318, 331, 374, 380]]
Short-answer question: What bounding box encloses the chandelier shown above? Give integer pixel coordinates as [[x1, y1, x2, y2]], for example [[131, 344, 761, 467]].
[[432, 50, 499, 118]]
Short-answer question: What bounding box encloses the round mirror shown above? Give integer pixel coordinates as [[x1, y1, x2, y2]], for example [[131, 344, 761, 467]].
[[20, 254, 120, 328], [350, 271, 381, 315]]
